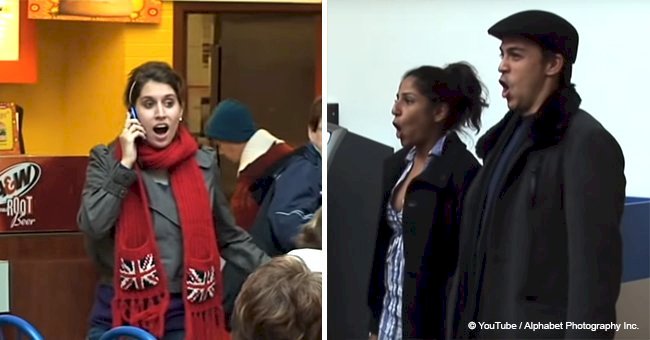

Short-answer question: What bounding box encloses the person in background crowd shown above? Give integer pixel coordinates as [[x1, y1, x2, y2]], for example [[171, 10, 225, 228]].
[[205, 98, 322, 249], [288, 207, 323, 273], [204, 99, 294, 232], [262, 96, 322, 253], [231, 255, 322, 340], [220, 97, 322, 330]]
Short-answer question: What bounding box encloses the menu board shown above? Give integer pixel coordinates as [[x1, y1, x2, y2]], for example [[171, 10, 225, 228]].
[[0, 0, 19, 61], [0, 0, 37, 84]]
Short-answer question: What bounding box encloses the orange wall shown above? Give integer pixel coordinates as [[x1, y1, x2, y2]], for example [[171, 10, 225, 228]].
[[0, 3, 174, 156]]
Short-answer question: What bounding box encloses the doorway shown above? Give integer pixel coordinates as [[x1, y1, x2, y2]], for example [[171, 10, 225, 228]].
[[174, 2, 321, 197]]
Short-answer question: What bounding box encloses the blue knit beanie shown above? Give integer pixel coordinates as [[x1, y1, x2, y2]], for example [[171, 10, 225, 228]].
[[204, 99, 257, 142]]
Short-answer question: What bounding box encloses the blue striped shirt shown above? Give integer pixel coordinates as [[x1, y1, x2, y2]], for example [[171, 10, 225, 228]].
[[378, 136, 446, 340]]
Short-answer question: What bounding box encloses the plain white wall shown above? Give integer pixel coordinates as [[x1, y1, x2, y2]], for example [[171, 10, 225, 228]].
[[328, 0, 650, 197]]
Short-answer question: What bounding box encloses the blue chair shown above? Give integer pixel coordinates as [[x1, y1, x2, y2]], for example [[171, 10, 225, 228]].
[[98, 326, 156, 340], [0, 314, 44, 340]]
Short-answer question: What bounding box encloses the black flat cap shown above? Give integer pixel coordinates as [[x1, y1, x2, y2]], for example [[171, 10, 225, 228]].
[[488, 10, 579, 64]]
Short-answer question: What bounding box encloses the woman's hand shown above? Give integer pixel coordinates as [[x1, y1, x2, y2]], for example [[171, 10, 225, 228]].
[[119, 112, 146, 169]]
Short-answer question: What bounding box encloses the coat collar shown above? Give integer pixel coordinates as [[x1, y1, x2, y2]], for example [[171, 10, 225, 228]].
[[476, 85, 582, 159], [239, 129, 284, 174], [386, 131, 467, 190], [403, 135, 447, 164], [419, 132, 467, 188]]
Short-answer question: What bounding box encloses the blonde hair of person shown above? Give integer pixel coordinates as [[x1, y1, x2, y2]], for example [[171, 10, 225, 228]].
[[232, 255, 322, 340]]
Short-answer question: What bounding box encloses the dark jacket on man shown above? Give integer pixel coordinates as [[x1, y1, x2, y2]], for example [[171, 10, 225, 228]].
[[448, 86, 626, 339], [368, 132, 480, 339], [222, 143, 321, 330]]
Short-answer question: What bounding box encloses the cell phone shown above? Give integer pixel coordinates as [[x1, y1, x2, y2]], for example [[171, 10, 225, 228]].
[[129, 106, 138, 120]]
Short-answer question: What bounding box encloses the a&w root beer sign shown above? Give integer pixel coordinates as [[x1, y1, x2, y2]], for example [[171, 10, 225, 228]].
[[0, 156, 88, 232], [0, 161, 41, 228]]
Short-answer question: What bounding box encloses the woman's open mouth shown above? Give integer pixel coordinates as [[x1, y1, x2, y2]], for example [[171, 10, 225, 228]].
[[153, 124, 169, 136], [393, 122, 402, 139]]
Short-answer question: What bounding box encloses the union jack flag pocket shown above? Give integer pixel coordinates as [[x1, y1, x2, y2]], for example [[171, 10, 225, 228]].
[[185, 259, 219, 304], [119, 253, 161, 291]]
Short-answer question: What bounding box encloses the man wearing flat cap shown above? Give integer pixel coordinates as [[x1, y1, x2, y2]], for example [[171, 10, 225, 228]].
[[447, 10, 626, 339]]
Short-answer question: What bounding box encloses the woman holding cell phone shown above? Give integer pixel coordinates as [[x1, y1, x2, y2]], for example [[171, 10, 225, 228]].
[[78, 61, 269, 340]]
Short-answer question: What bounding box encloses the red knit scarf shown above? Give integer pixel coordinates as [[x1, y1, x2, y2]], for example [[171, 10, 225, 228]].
[[112, 126, 228, 339], [230, 142, 294, 230]]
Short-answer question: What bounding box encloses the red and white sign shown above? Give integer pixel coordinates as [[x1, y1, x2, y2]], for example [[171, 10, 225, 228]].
[[0, 156, 88, 233]]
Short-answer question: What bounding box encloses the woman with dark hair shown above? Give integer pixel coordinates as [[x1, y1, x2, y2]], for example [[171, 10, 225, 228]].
[[367, 62, 487, 340], [78, 61, 269, 340]]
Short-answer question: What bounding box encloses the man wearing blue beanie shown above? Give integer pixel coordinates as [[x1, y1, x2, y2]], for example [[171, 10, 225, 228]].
[[204, 99, 258, 146], [204, 99, 295, 232], [209, 98, 322, 331]]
